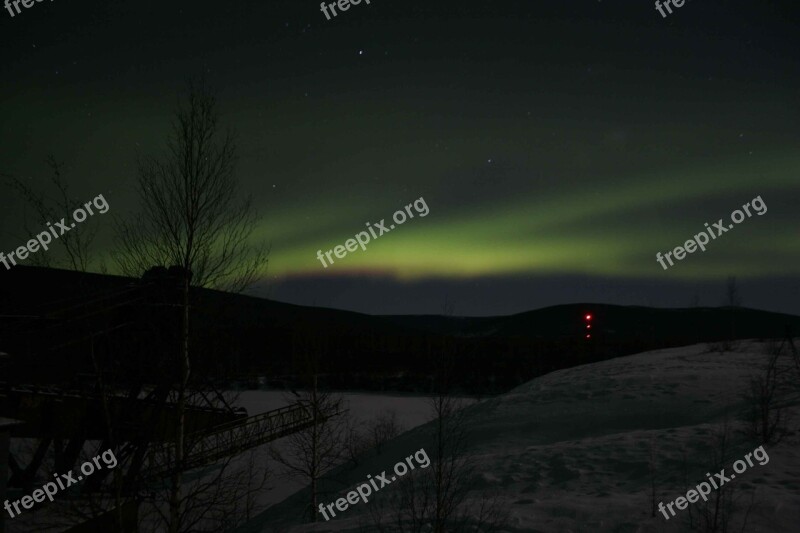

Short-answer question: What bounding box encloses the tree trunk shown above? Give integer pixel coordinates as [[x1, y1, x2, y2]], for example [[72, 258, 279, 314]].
[[310, 374, 318, 522], [169, 276, 190, 533]]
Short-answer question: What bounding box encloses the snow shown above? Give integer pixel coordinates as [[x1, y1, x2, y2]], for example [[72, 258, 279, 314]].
[[4, 391, 460, 532], [230, 391, 475, 526], [240, 341, 800, 532], [8, 342, 799, 532], [237, 390, 442, 429]]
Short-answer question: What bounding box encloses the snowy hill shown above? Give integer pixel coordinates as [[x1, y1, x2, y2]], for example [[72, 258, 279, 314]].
[[241, 341, 800, 532]]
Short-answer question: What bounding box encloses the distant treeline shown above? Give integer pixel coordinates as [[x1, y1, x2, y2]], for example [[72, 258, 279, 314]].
[[2, 266, 799, 395]]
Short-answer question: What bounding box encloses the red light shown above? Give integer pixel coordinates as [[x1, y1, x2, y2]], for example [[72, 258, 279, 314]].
[[586, 324, 591, 329], [585, 314, 592, 321], [585, 334, 591, 339]]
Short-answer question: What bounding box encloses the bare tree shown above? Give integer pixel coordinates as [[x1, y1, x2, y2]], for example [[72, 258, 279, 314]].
[[4, 155, 99, 271], [364, 300, 508, 532], [743, 345, 792, 444], [411, 297, 508, 531], [364, 390, 508, 532], [343, 415, 369, 469], [342, 408, 401, 472], [360, 396, 471, 533], [140, 390, 271, 533], [371, 409, 403, 456], [689, 292, 701, 308], [112, 79, 269, 533], [724, 277, 742, 308], [114, 80, 268, 291], [723, 276, 742, 344], [269, 375, 345, 522], [425, 392, 473, 532], [267, 325, 349, 522], [647, 434, 659, 518], [685, 418, 757, 533]]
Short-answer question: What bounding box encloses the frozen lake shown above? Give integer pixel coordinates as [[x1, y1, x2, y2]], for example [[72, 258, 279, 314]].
[[236, 389, 461, 429], [6, 389, 476, 533], [216, 390, 477, 527]]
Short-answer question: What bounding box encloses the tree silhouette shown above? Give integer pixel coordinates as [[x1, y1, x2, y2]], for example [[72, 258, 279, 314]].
[[113, 79, 269, 533]]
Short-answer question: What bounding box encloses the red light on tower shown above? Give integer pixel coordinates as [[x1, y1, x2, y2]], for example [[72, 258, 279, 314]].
[[585, 314, 592, 321], [583, 313, 593, 339]]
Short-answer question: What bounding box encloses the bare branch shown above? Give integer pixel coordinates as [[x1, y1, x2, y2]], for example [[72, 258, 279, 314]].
[[4, 156, 98, 271], [113, 81, 269, 292]]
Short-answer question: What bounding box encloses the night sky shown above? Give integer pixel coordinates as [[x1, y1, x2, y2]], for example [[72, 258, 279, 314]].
[[1, 0, 798, 315]]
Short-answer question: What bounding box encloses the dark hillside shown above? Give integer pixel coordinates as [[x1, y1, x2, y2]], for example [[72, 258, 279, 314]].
[[2, 266, 798, 394]]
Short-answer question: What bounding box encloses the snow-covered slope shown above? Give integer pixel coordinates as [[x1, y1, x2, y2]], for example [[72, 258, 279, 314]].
[[242, 341, 800, 532]]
